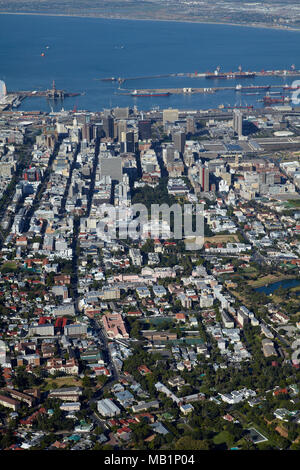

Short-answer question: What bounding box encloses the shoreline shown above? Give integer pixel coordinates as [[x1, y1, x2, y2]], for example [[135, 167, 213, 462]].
[[0, 11, 300, 33]]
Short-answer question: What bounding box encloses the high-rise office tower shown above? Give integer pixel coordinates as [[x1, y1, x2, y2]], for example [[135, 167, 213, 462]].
[[82, 123, 92, 142], [117, 120, 127, 141], [93, 124, 101, 140], [233, 109, 243, 138], [103, 115, 114, 139], [186, 116, 195, 134], [173, 131, 186, 155], [138, 120, 152, 140], [162, 145, 175, 165], [124, 131, 135, 153]]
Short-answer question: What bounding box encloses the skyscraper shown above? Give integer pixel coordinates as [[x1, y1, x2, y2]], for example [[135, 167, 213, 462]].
[[82, 123, 92, 142], [199, 165, 210, 192], [162, 144, 175, 165], [186, 116, 195, 134], [103, 115, 114, 139], [138, 120, 152, 140], [117, 120, 127, 141], [173, 131, 186, 154], [121, 131, 135, 153], [233, 109, 243, 138]]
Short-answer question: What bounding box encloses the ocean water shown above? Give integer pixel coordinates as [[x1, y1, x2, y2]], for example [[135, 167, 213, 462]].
[[1, 14, 300, 112]]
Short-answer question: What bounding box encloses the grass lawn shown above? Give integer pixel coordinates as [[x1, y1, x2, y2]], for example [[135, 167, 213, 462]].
[[287, 200, 300, 208], [204, 235, 239, 244], [42, 375, 82, 391], [1, 261, 19, 272], [231, 290, 249, 304], [213, 431, 234, 446], [239, 269, 258, 279], [290, 286, 300, 293], [241, 267, 257, 273], [248, 274, 296, 288], [269, 294, 285, 304], [177, 423, 193, 433]]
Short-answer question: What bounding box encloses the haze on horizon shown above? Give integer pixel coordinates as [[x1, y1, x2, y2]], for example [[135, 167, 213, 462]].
[[0, 0, 300, 30]]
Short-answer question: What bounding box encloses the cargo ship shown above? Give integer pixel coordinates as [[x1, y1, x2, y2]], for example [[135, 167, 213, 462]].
[[131, 90, 171, 97], [235, 84, 270, 92], [262, 95, 291, 105], [282, 84, 300, 91]]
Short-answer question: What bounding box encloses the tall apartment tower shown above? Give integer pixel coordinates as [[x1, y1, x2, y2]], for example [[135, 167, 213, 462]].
[[199, 165, 210, 192], [233, 109, 243, 138]]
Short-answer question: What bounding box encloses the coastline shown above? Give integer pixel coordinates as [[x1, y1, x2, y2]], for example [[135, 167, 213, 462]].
[[0, 10, 300, 33]]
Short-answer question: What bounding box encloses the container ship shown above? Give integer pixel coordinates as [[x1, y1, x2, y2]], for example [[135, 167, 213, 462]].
[[131, 90, 171, 97], [235, 84, 270, 92]]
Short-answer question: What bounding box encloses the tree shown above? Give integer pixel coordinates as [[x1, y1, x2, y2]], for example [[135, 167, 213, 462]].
[[130, 418, 152, 444], [97, 375, 108, 387], [175, 436, 211, 450], [82, 374, 93, 388], [0, 429, 16, 449]]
